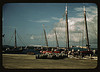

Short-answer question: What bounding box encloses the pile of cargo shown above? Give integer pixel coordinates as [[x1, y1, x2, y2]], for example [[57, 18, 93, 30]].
[[36, 53, 68, 59]]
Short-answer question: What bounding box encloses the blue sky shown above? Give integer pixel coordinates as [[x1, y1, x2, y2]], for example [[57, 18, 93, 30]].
[[2, 3, 97, 48]]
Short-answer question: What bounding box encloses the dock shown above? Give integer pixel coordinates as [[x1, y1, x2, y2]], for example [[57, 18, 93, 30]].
[[2, 54, 97, 69]]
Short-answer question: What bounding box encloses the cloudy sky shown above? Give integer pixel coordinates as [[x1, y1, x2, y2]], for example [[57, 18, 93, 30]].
[[2, 3, 97, 48]]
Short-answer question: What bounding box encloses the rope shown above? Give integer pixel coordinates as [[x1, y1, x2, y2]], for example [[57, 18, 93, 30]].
[[7, 32, 14, 45], [16, 32, 27, 46]]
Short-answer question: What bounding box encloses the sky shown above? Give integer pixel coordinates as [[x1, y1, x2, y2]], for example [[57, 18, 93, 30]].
[[2, 3, 98, 48]]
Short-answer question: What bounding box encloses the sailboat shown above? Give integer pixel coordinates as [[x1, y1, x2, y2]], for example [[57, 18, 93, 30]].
[[79, 6, 93, 56], [4, 29, 24, 54], [40, 24, 62, 54], [36, 4, 96, 59], [36, 23, 68, 59], [36, 4, 70, 59]]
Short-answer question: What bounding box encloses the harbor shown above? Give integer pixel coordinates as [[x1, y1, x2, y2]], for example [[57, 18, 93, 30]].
[[2, 3, 98, 69], [2, 54, 97, 69]]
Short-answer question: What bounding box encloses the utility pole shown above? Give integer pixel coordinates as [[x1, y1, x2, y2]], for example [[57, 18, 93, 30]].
[[83, 6, 90, 51], [42, 24, 48, 47]]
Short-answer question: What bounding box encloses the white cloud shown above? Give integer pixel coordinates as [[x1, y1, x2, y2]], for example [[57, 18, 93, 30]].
[[29, 20, 50, 23], [74, 7, 83, 11], [55, 27, 66, 32], [30, 35, 34, 39], [46, 6, 97, 47], [74, 6, 97, 19], [28, 5, 97, 47], [51, 17, 60, 20], [74, 6, 97, 12]]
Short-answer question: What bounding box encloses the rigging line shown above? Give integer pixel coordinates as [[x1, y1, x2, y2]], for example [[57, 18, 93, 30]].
[[18, 33, 29, 46], [16, 33, 27, 46], [38, 35, 42, 45], [18, 34, 26, 46], [7, 32, 14, 45], [19, 35, 28, 46], [18, 33, 28, 46], [3, 36, 5, 44], [2, 34, 5, 44], [41, 31, 44, 45], [42, 31, 46, 46], [28, 34, 34, 45], [16, 33, 23, 45], [62, 12, 65, 18], [41, 34, 44, 45], [91, 22, 97, 38]]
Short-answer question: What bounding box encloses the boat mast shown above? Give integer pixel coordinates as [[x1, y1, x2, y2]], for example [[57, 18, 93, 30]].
[[83, 6, 90, 51], [65, 4, 69, 51], [14, 28, 17, 48], [54, 29, 59, 47], [81, 32, 83, 49], [42, 24, 48, 47]]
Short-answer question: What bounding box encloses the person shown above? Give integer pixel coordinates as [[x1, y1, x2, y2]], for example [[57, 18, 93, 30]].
[[78, 49, 80, 55], [82, 54, 84, 58], [72, 49, 74, 52], [93, 50, 96, 56], [51, 48, 54, 53], [64, 49, 68, 54], [72, 49, 74, 55], [68, 51, 71, 55]]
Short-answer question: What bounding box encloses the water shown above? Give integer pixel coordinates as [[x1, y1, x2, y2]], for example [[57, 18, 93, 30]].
[[22, 49, 41, 54]]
